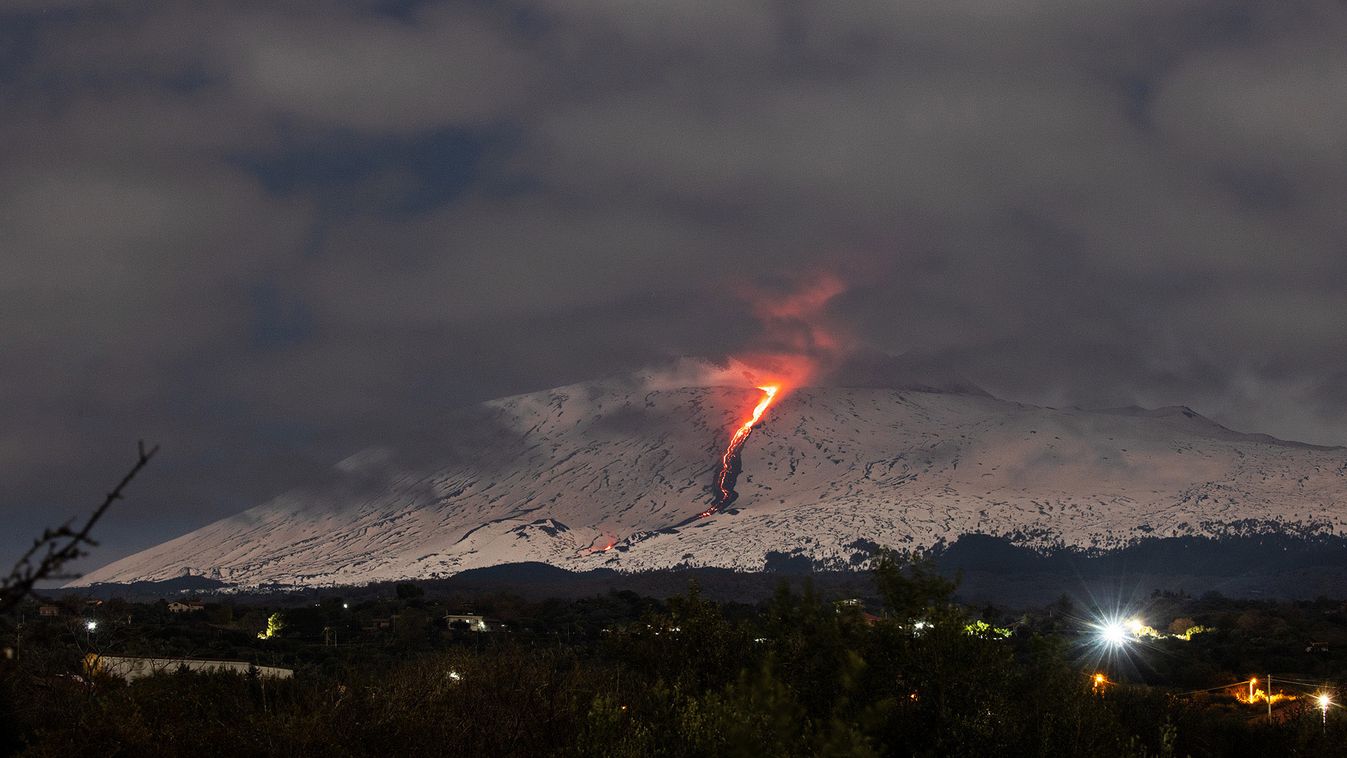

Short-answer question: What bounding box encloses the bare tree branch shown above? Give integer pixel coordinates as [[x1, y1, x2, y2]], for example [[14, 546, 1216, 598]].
[[0, 441, 158, 615]]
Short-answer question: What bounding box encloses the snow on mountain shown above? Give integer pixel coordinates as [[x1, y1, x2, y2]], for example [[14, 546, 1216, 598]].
[[73, 380, 1347, 587]]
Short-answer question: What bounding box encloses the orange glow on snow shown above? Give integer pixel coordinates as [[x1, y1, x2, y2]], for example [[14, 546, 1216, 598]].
[[703, 385, 780, 517]]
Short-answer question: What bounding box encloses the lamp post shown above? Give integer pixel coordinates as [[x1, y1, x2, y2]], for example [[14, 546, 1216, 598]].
[[83, 618, 99, 653]]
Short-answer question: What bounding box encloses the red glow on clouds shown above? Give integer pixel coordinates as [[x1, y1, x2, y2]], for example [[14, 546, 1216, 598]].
[[730, 271, 849, 394]]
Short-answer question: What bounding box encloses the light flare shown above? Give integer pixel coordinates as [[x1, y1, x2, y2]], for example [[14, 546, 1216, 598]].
[[1099, 621, 1128, 648], [702, 385, 780, 517]]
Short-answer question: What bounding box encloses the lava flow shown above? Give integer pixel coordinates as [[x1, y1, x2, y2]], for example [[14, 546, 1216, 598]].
[[702, 385, 779, 517]]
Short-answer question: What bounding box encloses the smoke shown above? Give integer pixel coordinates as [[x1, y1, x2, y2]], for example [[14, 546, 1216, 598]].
[[636, 357, 762, 391], [637, 272, 851, 393], [733, 271, 850, 389]]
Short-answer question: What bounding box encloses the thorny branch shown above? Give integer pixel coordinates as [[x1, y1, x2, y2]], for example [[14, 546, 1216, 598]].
[[0, 441, 158, 615]]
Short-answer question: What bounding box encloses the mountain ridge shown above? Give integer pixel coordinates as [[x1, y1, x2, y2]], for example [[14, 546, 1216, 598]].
[[73, 379, 1347, 588]]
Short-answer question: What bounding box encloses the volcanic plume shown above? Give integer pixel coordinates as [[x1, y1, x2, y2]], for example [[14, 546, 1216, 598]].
[[730, 271, 849, 390]]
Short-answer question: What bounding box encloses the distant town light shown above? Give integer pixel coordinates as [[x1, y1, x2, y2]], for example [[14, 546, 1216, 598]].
[[448, 670, 462, 681]]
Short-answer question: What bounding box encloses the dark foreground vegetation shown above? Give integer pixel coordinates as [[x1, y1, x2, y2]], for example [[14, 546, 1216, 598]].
[[4, 554, 1347, 757]]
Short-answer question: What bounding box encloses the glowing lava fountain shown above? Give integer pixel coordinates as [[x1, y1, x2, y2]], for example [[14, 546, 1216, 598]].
[[702, 385, 780, 517]]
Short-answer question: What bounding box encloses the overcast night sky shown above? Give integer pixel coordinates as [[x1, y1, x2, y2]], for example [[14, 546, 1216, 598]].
[[2, 1, 1346, 572]]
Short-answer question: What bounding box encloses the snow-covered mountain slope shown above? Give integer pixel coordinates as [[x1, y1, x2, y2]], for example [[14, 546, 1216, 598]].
[[74, 382, 1347, 587]]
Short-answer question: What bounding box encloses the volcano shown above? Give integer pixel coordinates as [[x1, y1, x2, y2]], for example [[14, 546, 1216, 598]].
[[74, 376, 1347, 588]]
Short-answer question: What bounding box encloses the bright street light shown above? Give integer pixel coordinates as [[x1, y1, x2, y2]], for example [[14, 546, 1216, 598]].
[[1099, 621, 1128, 648], [84, 620, 98, 632]]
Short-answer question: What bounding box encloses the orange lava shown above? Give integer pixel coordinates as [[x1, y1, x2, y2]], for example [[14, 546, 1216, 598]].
[[702, 385, 780, 517], [579, 535, 619, 556]]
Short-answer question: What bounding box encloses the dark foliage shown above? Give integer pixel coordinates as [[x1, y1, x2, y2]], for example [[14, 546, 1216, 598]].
[[6, 553, 1347, 756]]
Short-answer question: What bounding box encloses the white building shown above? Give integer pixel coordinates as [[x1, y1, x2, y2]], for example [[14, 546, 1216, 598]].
[[444, 613, 489, 632], [85, 654, 292, 682]]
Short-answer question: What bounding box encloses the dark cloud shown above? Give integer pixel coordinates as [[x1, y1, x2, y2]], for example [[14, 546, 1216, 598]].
[[2, 0, 1346, 571]]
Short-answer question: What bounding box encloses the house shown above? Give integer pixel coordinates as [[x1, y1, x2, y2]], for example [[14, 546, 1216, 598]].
[[167, 600, 206, 614], [364, 615, 396, 632], [834, 599, 880, 625], [38, 605, 60, 618], [444, 613, 489, 632]]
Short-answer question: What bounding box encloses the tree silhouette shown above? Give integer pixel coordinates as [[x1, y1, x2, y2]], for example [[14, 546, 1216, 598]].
[[0, 441, 158, 615]]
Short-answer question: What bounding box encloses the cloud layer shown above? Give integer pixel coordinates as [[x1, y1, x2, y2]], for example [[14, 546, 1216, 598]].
[[3, 0, 1346, 570]]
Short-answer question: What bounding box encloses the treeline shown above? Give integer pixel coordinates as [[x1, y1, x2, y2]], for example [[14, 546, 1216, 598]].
[[3, 555, 1347, 756]]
